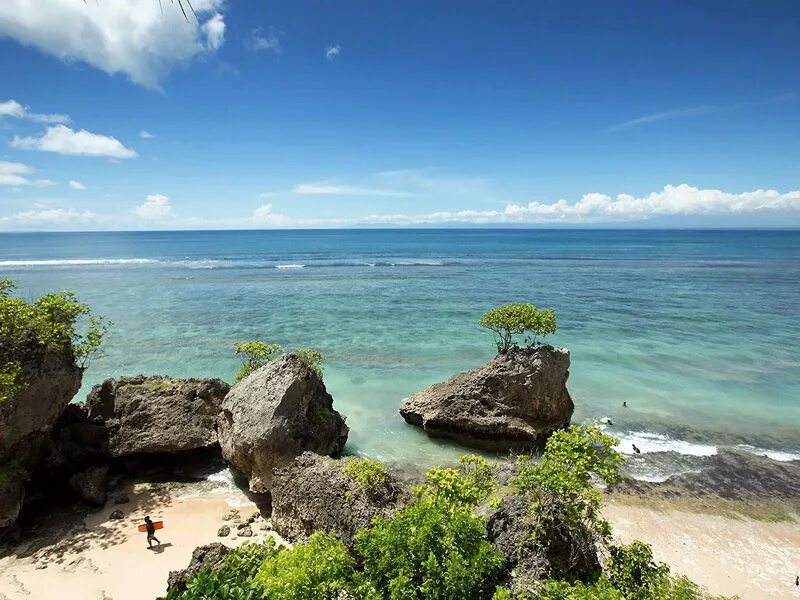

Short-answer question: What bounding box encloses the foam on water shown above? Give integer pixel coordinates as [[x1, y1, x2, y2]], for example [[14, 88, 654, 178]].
[[615, 430, 718, 457], [275, 264, 305, 269], [0, 258, 159, 267], [737, 445, 800, 462]]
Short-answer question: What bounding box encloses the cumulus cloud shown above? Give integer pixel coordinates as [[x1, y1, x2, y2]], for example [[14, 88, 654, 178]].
[[0, 0, 227, 88], [246, 28, 281, 53], [139, 130, 154, 139], [292, 182, 408, 197], [69, 180, 85, 190], [11, 125, 137, 159], [357, 184, 800, 225], [0, 160, 53, 186], [325, 44, 340, 61], [0, 99, 69, 124], [251, 203, 296, 226], [133, 194, 173, 220]]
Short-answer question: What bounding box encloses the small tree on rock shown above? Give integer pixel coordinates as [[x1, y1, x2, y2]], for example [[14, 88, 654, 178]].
[[234, 340, 282, 383], [479, 302, 557, 353]]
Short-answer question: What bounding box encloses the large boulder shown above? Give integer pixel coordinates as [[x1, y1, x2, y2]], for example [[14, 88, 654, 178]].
[[166, 542, 232, 593], [400, 346, 574, 452], [68, 464, 109, 505], [486, 494, 600, 595], [218, 355, 349, 492], [84, 375, 230, 457], [0, 476, 25, 528], [0, 350, 82, 467], [271, 452, 409, 547]]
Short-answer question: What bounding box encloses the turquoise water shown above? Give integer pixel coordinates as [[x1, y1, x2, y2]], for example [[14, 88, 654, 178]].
[[1, 230, 799, 472]]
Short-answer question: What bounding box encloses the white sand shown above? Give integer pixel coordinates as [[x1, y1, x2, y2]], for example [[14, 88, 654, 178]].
[[0, 481, 283, 600], [605, 502, 800, 599]]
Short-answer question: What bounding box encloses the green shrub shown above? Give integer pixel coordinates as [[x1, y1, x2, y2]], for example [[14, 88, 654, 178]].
[[0, 279, 109, 402], [535, 579, 625, 599], [416, 454, 496, 508], [478, 303, 556, 353], [255, 532, 356, 600], [342, 458, 389, 496], [234, 340, 282, 383], [355, 458, 504, 600], [296, 347, 325, 375], [163, 540, 279, 600], [605, 541, 669, 600]]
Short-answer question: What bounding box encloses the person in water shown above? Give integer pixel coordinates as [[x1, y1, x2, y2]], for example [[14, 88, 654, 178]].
[[144, 516, 161, 548], [632, 443, 641, 454]]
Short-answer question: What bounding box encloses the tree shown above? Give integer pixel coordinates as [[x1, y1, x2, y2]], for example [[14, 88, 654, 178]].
[[478, 303, 557, 353], [234, 340, 282, 383]]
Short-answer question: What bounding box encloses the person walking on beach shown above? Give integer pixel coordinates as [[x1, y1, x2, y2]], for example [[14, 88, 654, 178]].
[[144, 516, 161, 548]]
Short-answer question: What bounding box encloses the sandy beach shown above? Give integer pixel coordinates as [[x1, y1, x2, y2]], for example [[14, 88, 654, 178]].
[[1, 478, 797, 600], [0, 476, 283, 600], [605, 500, 800, 600]]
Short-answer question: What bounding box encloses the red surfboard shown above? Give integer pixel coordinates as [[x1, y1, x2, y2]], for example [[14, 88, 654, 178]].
[[138, 521, 164, 532]]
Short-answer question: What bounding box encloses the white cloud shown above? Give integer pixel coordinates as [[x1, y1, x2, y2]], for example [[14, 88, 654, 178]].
[[608, 106, 716, 131], [11, 125, 137, 159], [133, 194, 173, 220], [0, 160, 53, 186], [0, 99, 69, 124], [325, 44, 340, 61], [201, 13, 225, 51], [139, 130, 154, 139], [0, 0, 226, 88], [0, 208, 104, 227], [247, 28, 281, 53], [251, 203, 296, 226], [356, 184, 800, 225], [69, 180, 85, 190], [292, 182, 408, 197]]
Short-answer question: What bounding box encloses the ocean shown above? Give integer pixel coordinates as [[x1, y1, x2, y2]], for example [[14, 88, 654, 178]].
[[1, 229, 798, 481]]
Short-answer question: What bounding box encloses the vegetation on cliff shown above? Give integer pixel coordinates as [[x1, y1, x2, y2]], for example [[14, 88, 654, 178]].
[[162, 426, 735, 600], [0, 278, 108, 402], [233, 340, 325, 382], [479, 303, 557, 353]]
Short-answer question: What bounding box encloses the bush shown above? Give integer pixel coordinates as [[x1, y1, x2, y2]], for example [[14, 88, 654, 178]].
[[296, 347, 325, 375], [0, 279, 109, 402], [255, 532, 356, 600], [478, 303, 556, 353], [416, 454, 496, 508], [606, 541, 669, 600], [163, 540, 280, 600], [234, 340, 282, 383], [342, 457, 389, 496]]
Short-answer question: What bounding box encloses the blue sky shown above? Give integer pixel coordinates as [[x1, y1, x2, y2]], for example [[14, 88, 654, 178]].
[[0, 0, 798, 230]]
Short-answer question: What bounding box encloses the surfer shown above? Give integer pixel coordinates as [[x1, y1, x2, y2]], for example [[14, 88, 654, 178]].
[[144, 515, 161, 548], [632, 443, 641, 454]]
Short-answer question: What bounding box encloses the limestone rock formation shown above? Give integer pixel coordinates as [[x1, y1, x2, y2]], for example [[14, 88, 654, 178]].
[[68, 465, 109, 505], [166, 543, 232, 593], [271, 452, 409, 547], [85, 375, 230, 456], [486, 494, 600, 595], [400, 346, 574, 451], [218, 355, 349, 492]]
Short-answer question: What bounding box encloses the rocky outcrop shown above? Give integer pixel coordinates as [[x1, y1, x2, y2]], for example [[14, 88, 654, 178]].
[[0, 351, 82, 468], [68, 465, 109, 505], [486, 494, 600, 595], [85, 375, 230, 457], [0, 350, 82, 527], [400, 346, 574, 452], [271, 452, 409, 547], [166, 542, 232, 593], [218, 355, 349, 492]]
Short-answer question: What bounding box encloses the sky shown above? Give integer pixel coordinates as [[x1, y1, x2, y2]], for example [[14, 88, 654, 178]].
[[0, 0, 799, 230]]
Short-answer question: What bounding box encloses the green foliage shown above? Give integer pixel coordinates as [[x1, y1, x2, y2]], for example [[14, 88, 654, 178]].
[[0, 279, 109, 401], [416, 455, 496, 508], [534, 579, 625, 600], [478, 303, 557, 353], [511, 425, 623, 576], [163, 540, 280, 600], [296, 347, 325, 375], [356, 496, 504, 600], [234, 340, 282, 383], [255, 532, 356, 600], [606, 541, 669, 600], [491, 588, 515, 600], [342, 457, 389, 496]]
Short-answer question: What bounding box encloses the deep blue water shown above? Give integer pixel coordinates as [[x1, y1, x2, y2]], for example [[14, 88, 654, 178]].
[[2, 229, 799, 476]]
